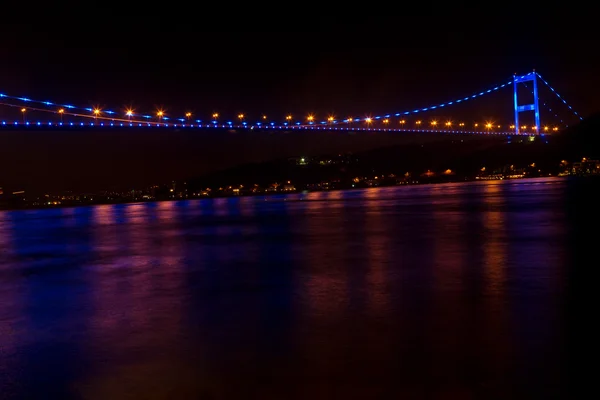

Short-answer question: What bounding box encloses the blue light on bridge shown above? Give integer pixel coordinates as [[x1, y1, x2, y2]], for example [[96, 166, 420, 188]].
[[536, 73, 582, 120], [0, 72, 579, 132]]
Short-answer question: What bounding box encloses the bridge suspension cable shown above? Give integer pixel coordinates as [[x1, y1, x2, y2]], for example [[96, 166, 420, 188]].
[[0, 77, 515, 126], [519, 81, 565, 126], [0, 93, 158, 120], [0, 71, 580, 128], [535, 72, 582, 121], [327, 79, 514, 125]]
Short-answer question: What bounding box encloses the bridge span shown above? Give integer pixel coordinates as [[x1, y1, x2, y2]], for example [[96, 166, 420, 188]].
[[0, 71, 582, 136], [0, 121, 537, 137]]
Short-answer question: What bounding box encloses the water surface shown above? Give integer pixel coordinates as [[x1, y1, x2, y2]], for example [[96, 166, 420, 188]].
[[1, 177, 595, 399]]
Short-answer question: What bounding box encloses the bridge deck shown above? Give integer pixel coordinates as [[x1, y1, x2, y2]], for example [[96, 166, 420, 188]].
[[0, 121, 540, 136]]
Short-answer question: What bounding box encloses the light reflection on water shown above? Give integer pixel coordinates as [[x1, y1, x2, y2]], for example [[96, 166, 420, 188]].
[[0, 177, 587, 398]]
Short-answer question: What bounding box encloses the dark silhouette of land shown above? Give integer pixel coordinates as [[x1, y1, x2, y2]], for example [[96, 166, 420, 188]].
[[0, 113, 598, 197], [186, 113, 600, 190], [0, 126, 492, 193]]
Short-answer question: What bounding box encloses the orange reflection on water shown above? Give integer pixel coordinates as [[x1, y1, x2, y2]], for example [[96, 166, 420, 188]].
[[91, 204, 119, 254], [363, 191, 390, 315], [136, 201, 185, 342], [479, 181, 512, 382], [93, 203, 116, 226], [127, 203, 150, 225], [294, 189, 350, 391], [79, 201, 188, 397], [88, 204, 119, 333], [156, 199, 179, 223], [124, 203, 155, 329], [88, 201, 186, 338], [481, 182, 507, 297], [302, 190, 349, 317], [428, 186, 466, 374], [302, 190, 328, 208], [362, 187, 380, 200], [431, 191, 465, 287]]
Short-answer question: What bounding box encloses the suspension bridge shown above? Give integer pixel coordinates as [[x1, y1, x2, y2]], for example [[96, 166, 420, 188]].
[[0, 71, 582, 136]]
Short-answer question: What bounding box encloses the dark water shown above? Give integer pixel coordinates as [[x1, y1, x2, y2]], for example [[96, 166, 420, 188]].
[[0, 177, 596, 399]]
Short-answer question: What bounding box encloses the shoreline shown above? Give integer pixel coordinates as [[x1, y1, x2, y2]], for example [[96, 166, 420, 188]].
[[2, 175, 591, 214]]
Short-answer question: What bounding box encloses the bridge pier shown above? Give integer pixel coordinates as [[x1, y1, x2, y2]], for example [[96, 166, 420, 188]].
[[513, 71, 541, 135]]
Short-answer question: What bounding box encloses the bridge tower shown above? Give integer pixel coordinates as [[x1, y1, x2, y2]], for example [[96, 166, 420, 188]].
[[513, 70, 541, 135]]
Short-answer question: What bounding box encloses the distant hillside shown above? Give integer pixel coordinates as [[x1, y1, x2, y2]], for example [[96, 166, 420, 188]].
[[184, 115, 600, 188], [357, 113, 600, 173], [5, 115, 597, 193], [551, 112, 600, 158]]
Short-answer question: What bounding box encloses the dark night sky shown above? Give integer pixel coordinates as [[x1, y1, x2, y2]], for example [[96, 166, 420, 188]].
[[0, 12, 598, 192]]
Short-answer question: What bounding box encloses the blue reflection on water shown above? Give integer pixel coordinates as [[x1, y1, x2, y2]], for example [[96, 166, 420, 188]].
[[0, 177, 589, 398]]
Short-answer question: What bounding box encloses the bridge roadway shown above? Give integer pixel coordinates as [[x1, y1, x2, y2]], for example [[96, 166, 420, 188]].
[[0, 120, 538, 136]]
